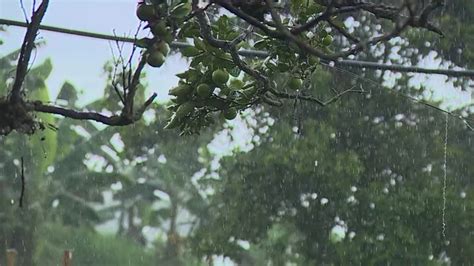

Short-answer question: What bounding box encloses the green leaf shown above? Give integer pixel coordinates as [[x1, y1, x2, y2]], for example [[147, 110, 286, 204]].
[[56, 81, 78, 107], [134, 37, 153, 48], [253, 40, 267, 50], [228, 67, 241, 77], [178, 21, 200, 38], [170, 2, 191, 18], [181, 46, 202, 57], [194, 37, 206, 51]]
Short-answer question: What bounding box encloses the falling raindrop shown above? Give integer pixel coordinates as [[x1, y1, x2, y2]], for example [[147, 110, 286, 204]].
[[441, 113, 448, 240], [47, 165, 55, 173], [348, 231, 356, 239], [390, 179, 396, 186], [320, 198, 329, 205], [376, 234, 385, 241]]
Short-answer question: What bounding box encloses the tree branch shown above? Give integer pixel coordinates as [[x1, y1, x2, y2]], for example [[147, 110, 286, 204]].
[[10, 0, 49, 104], [28, 92, 157, 126]]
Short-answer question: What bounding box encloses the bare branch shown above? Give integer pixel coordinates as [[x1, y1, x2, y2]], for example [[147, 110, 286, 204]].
[[212, 0, 284, 39], [123, 53, 148, 116], [327, 19, 359, 43], [31, 102, 132, 125], [19, 0, 30, 24], [272, 85, 364, 106]]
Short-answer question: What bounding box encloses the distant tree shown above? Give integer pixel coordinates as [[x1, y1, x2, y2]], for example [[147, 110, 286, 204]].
[[192, 66, 474, 264]]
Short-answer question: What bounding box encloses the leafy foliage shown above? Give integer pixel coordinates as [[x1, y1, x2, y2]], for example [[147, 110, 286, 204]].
[[1, 0, 474, 265]]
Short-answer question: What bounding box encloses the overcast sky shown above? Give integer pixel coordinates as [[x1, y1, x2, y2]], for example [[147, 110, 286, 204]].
[[1, 0, 187, 106]]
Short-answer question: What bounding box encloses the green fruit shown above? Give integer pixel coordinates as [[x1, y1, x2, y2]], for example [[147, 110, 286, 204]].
[[196, 83, 214, 98], [288, 78, 303, 90], [169, 84, 193, 97], [322, 35, 333, 46], [212, 69, 229, 85], [154, 41, 170, 56], [147, 51, 166, 67], [223, 107, 238, 120], [319, 29, 329, 38], [229, 79, 244, 90], [308, 56, 320, 65], [136, 4, 155, 21], [160, 31, 174, 44], [151, 21, 168, 37]]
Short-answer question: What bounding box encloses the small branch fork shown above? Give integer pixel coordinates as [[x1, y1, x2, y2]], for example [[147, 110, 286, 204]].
[[195, 1, 370, 106], [5, 0, 157, 134]]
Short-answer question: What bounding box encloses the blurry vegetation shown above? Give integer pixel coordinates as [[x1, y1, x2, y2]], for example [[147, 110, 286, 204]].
[[1, 0, 474, 265]]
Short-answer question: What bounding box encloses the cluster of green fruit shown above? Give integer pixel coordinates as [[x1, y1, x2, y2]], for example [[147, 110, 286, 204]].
[[165, 68, 240, 130], [288, 77, 303, 90], [319, 29, 333, 47], [136, 1, 181, 67]]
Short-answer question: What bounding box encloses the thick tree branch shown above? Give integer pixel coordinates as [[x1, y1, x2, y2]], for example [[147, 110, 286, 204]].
[[10, 0, 49, 104], [123, 54, 148, 117], [30, 102, 132, 125], [29, 92, 157, 126]]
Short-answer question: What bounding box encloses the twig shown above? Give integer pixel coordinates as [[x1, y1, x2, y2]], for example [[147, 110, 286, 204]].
[[19, 0, 30, 24], [123, 53, 148, 116], [19, 157, 25, 208], [108, 40, 126, 104], [327, 19, 359, 43], [212, 0, 283, 38]]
